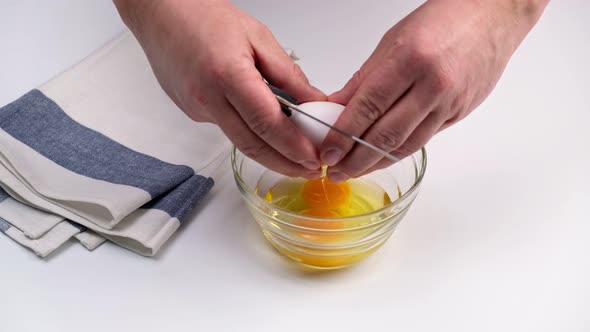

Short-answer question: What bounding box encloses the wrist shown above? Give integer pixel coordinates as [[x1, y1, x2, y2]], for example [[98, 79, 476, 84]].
[[505, 0, 550, 25], [113, 0, 230, 32], [475, 0, 549, 53], [113, 0, 158, 31]]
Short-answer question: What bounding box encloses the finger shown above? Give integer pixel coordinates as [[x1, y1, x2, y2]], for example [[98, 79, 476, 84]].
[[251, 28, 326, 102], [223, 62, 321, 170], [212, 97, 321, 179], [439, 118, 455, 132], [182, 106, 216, 124], [328, 30, 405, 105], [357, 111, 443, 177], [328, 70, 363, 105], [320, 66, 414, 167], [327, 86, 434, 180]]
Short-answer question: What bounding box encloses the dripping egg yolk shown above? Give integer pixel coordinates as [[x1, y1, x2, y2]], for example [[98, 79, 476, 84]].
[[301, 177, 351, 210]]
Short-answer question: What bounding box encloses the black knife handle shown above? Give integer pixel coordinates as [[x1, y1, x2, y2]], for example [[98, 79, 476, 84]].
[[266, 82, 298, 117]]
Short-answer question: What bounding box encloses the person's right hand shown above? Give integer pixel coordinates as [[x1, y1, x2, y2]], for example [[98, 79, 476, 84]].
[[114, 0, 327, 178]]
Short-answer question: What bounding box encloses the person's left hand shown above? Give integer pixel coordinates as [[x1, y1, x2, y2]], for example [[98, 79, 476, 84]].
[[320, 0, 548, 182]]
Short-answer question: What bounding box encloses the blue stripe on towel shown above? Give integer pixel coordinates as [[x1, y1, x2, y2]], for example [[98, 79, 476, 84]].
[[0, 90, 194, 198], [68, 221, 87, 232], [0, 217, 10, 232], [143, 175, 214, 223], [0, 186, 9, 203]]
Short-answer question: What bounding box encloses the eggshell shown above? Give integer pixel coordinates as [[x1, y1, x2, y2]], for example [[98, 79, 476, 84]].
[[291, 101, 345, 146]]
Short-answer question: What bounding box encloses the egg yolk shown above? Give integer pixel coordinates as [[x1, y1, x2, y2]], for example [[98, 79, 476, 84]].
[[295, 208, 344, 242], [301, 177, 351, 210], [297, 208, 343, 229]]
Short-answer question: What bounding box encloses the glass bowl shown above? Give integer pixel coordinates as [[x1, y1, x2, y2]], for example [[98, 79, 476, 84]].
[[231, 147, 427, 270]]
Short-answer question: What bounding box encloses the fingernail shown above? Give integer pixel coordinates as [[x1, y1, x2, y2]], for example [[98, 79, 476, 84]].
[[328, 171, 349, 183], [305, 171, 322, 179], [321, 148, 342, 166], [300, 160, 321, 170]]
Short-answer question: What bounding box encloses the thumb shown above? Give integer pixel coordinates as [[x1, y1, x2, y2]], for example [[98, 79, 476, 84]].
[[251, 29, 326, 102]]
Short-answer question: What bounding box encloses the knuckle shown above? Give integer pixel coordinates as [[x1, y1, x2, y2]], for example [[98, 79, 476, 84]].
[[207, 58, 227, 83], [273, 63, 307, 87], [209, 57, 253, 89], [406, 40, 436, 71], [405, 36, 456, 94], [280, 147, 299, 162], [247, 111, 276, 138], [239, 142, 273, 161], [254, 21, 274, 39], [429, 66, 455, 93], [350, 70, 365, 85], [184, 85, 209, 107], [373, 126, 404, 151], [228, 59, 252, 80], [180, 82, 212, 118], [331, 161, 357, 179], [185, 111, 212, 123], [355, 91, 387, 123], [395, 141, 421, 158], [291, 63, 309, 83], [343, 166, 363, 179]]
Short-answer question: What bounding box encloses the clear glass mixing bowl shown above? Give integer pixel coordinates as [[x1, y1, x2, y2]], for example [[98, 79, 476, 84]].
[[231, 147, 427, 270]]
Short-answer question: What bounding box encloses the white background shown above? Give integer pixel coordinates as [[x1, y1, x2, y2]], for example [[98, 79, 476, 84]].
[[1, 1, 589, 331]]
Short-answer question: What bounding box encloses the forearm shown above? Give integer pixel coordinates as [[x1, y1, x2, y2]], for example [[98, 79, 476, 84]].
[[113, 0, 228, 32], [496, 0, 550, 52], [112, 0, 154, 29], [508, 0, 550, 23]]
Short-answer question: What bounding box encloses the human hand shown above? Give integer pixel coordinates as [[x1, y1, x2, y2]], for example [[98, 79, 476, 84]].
[[321, 0, 548, 182], [114, 0, 327, 178]]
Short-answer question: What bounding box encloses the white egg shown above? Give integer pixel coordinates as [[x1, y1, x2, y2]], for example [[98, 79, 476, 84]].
[[290, 101, 345, 147]]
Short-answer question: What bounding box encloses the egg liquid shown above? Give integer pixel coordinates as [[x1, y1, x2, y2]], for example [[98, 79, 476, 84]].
[[258, 166, 396, 269], [264, 176, 391, 219]]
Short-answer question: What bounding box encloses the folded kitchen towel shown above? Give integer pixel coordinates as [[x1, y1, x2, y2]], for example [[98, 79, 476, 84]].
[[0, 186, 81, 257], [74, 229, 106, 251], [0, 217, 81, 258], [0, 186, 64, 239], [0, 31, 231, 256]]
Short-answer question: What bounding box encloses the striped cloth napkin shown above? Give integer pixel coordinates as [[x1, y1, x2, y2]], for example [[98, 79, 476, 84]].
[[0, 31, 231, 257]]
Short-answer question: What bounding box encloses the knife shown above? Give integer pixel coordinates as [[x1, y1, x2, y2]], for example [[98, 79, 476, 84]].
[[266, 83, 400, 163]]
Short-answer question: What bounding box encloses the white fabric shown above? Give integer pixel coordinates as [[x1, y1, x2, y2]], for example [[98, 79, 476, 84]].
[[74, 230, 106, 251], [0, 31, 230, 256], [0, 197, 64, 239], [4, 221, 80, 258]]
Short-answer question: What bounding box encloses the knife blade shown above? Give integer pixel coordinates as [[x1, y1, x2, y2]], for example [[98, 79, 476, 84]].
[[267, 83, 400, 163]]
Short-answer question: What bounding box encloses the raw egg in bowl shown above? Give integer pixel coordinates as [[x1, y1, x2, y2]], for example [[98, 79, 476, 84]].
[[232, 101, 427, 269]]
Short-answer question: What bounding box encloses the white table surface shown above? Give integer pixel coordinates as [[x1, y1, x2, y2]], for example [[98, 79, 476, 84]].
[[1, 1, 589, 331]]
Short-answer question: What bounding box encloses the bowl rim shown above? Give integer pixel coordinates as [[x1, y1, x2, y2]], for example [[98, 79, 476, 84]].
[[231, 146, 427, 222]]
